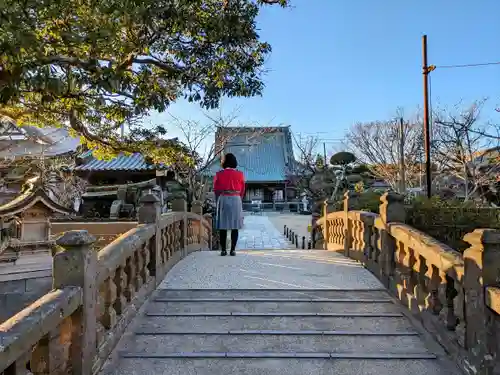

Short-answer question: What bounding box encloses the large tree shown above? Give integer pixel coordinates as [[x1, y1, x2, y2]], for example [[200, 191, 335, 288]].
[[0, 0, 288, 162]]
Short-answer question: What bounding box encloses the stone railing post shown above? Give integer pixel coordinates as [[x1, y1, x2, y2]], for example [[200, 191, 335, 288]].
[[138, 194, 161, 277], [322, 199, 334, 249], [463, 229, 500, 374], [378, 192, 405, 288], [191, 200, 203, 249], [311, 212, 322, 249], [172, 198, 187, 256], [203, 213, 213, 250], [53, 230, 97, 375], [343, 191, 359, 257], [191, 200, 203, 215]]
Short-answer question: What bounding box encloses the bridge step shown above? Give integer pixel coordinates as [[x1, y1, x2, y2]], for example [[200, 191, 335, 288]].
[[110, 358, 452, 375], [148, 300, 398, 315], [120, 352, 437, 359], [154, 288, 390, 300], [136, 316, 416, 333], [127, 333, 430, 354], [145, 312, 404, 317], [110, 289, 453, 375]]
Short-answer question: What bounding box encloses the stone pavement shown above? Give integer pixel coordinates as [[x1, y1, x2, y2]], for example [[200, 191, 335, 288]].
[[265, 212, 312, 244], [234, 214, 292, 250], [159, 250, 383, 290], [102, 251, 460, 375]]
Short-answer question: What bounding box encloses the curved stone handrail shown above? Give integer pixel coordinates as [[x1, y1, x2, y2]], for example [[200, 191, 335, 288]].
[[0, 287, 82, 374], [0, 196, 212, 375], [384, 222, 465, 282], [315, 191, 500, 375], [96, 223, 156, 284]]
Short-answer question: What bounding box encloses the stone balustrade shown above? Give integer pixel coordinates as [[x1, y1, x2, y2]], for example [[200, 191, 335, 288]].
[[314, 191, 500, 375], [0, 196, 211, 375]]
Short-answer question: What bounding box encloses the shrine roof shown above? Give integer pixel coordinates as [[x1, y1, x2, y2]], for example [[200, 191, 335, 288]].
[[0, 177, 75, 217], [74, 152, 168, 172]]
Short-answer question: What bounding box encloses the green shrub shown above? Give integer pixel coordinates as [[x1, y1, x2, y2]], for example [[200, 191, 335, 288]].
[[357, 191, 383, 213], [335, 192, 500, 252], [406, 196, 500, 252], [330, 190, 382, 213]]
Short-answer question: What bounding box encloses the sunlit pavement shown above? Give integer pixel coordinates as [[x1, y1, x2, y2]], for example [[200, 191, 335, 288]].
[[159, 250, 383, 290], [234, 214, 293, 250]]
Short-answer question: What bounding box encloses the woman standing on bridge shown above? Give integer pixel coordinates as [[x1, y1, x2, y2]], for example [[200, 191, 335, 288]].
[[213, 153, 245, 256]]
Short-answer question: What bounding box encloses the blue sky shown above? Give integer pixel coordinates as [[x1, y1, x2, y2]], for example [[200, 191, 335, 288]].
[[152, 0, 500, 147]]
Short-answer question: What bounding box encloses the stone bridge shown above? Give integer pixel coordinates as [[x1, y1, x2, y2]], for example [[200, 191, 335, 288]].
[[1, 193, 499, 375]]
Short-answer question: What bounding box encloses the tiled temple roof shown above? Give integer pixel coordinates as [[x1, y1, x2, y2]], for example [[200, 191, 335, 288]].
[[205, 126, 295, 183], [74, 152, 165, 172]]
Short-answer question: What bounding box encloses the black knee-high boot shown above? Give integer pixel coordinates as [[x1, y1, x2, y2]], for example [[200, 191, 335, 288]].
[[230, 229, 238, 256], [219, 230, 227, 256]]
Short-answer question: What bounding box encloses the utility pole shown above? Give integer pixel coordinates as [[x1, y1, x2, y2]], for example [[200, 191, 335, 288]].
[[323, 142, 327, 167], [399, 117, 406, 194], [422, 35, 435, 199]]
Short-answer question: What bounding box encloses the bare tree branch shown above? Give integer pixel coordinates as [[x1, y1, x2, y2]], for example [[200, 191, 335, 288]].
[[345, 113, 424, 190], [288, 133, 335, 203], [433, 100, 500, 201]]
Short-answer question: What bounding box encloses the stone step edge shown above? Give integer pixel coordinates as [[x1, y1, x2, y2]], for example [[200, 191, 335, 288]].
[[119, 351, 437, 360], [158, 288, 389, 292], [134, 330, 420, 336], [153, 298, 393, 303], [145, 312, 404, 317]]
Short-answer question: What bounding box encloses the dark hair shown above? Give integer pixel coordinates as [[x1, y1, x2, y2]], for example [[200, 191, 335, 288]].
[[222, 153, 237, 169], [166, 170, 175, 179]]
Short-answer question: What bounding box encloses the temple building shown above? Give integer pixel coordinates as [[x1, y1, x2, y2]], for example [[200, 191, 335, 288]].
[[73, 151, 160, 185], [72, 151, 176, 218], [206, 126, 297, 204]]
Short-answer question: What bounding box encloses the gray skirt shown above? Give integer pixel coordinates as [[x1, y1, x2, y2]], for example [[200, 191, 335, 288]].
[[216, 195, 243, 230]]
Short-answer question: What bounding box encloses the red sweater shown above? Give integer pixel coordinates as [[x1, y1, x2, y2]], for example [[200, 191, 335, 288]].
[[213, 168, 245, 198]]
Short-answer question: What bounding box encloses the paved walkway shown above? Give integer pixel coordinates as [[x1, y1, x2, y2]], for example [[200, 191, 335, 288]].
[[265, 213, 312, 244], [159, 250, 382, 290], [235, 214, 292, 250]]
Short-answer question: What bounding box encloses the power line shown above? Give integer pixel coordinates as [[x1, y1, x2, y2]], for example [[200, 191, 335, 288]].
[[435, 61, 500, 70]]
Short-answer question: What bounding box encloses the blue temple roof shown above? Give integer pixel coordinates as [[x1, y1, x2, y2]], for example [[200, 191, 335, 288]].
[[73, 151, 163, 172], [204, 126, 295, 183]]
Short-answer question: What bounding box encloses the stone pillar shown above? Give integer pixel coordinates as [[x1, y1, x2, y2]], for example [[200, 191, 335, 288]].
[[191, 200, 203, 215], [191, 200, 203, 248], [463, 229, 500, 374], [203, 213, 213, 250], [323, 199, 336, 215], [53, 230, 97, 375], [322, 199, 335, 250], [379, 192, 406, 224], [172, 198, 187, 256], [343, 191, 359, 256], [311, 212, 322, 249], [138, 194, 161, 278], [378, 192, 405, 288], [171, 198, 187, 213], [138, 194, 161, 224]]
